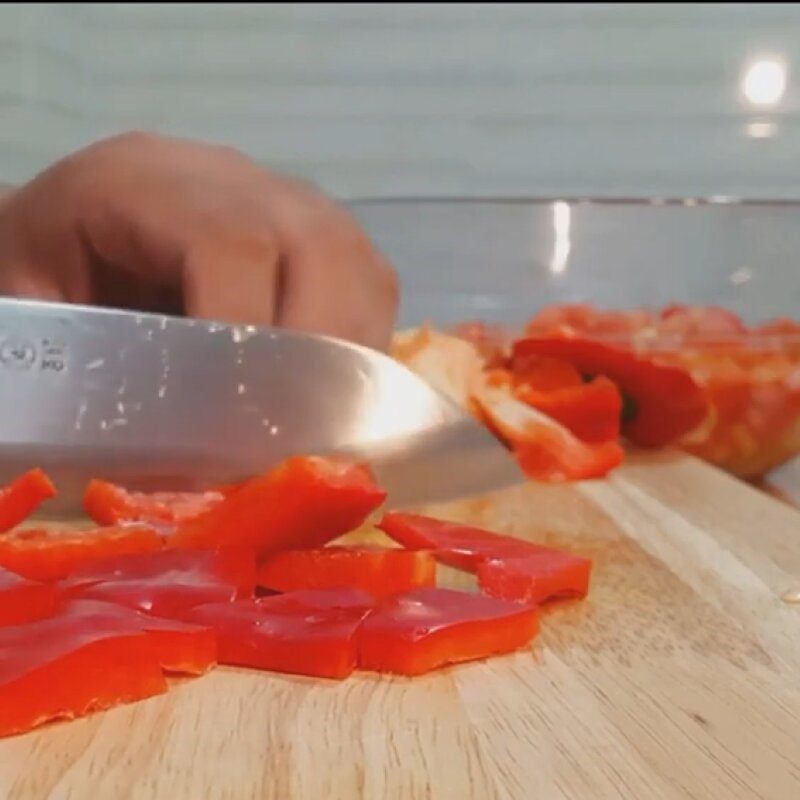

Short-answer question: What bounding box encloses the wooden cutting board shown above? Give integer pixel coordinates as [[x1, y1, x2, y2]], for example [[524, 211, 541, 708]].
[[1, 450, 799, 800]]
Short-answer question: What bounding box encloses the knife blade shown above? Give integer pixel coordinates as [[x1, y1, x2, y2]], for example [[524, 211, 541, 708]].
[[0, 298, 523, 512]]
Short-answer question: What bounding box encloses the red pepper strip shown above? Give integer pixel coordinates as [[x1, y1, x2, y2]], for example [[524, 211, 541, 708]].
[[513, 337, 708, 447], [0, 469, 57, 533], [357, 587, 539, 676], [68, 600, 217, 676], [171, 456, 387, 557], [0, 525, 163, 582], [379, 512, 534, 571], [477, 552, 591, 605], [473, 385, 624, 481], [509, 354, 584, 391], [184, 589, 375, 679], [84, 479, 224, 526], [0, 600, 166, 738], [66, 548, 256, 619], [257, 546, 436, 599], [378, 513, 593, 604], [0, 566, 60, 627], [513, 374, 622, 443]]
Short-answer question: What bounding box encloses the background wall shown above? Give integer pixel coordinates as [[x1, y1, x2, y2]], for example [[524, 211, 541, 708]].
[[2, 3, 800, 199]]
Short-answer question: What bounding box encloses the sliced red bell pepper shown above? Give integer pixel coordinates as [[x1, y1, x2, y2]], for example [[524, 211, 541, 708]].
[[66, 548, 256, 618], [357, 587, 539, 676], [0, 468, 57, 533], [509, 354, 584, 391], [477, 552, 591, 605], [184, 588, 375, 679], [378, 513, 593, 605], [0, 600, 167, 738], [0, 566, 60, 627], [0, 525, 163, 582], [256, 546, 436, 599], [84, 479, 224, 526], [472, 384, 624, 481], [171, 456, 386, 556], [514, 337, 708, 447], [379, 512, 534, 571], [68, 600, 217, 676], [513, 375, 622, 443]]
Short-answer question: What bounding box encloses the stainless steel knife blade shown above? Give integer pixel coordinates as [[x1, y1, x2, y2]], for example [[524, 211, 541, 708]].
[[0, 298, 523, 512]]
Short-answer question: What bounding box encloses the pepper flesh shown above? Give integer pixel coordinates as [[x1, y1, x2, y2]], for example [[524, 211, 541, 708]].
[[0, 525, 163, 582], [257, 547, 436, 599], [513, 337, 708, 447], [84, 480, 224, 526], [0, 600, 166, 738], [0, 469, 57, 533], [171, 456, 387, 556], [184, 589, 375, 679], [357, 587, 539, 676], [66, 548, 256, 618], [0, 566, 60, 627]]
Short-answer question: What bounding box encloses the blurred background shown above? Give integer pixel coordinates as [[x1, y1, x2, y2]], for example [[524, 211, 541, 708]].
[[2, 2, 800, 199]]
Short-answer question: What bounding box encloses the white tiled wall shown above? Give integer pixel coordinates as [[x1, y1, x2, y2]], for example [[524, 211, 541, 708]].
[[2, 3, 800, 199]]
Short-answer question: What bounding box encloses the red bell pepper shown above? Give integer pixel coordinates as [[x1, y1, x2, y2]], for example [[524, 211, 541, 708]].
[[357, 587, 539, 676], [0, 468, 57, 533], [472, 384, 624, 481], [379, 512, 534, 571], [184, 589, 375, 679], [84, 479, 224, 526], [256, 546, 436, 599], [0, 600, 167, 738], [0, 524, 163, 582], [378, 513, 593, 605], [477, 552, 591, 605], [514, 337, 708, 447], [66, 548, 256, 618], [69, 600, 217, 676], [0, 566, 60, 627], [171, 456, 387, 556]]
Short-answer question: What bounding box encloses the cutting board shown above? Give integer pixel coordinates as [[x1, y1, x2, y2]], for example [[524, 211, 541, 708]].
[[1, 450, 799, 800]]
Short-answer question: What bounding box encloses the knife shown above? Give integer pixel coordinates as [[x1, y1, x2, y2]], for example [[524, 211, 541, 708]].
[[0, 298, 523, 513]]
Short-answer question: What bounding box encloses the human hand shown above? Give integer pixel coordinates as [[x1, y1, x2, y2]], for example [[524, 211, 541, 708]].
[[0, 133, 398, 350]]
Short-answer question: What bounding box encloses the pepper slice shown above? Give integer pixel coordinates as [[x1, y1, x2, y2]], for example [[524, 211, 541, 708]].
[[0, 566, 60, 627], [0, 525, 163, 582], [473, 384, 624, 481], [184, 589, 375, 679], [257, 547, 436, 599], [514, 337, 709, 447], [0, 469, 57, 533], [84, 480, 224, 526], [0, 600, 167, 738], [171, 456, 387, 556], [66, 548, 256, 618], [357, 587, 539, 676], [378, 512, 592, 604], [477, 553, 591, 605]]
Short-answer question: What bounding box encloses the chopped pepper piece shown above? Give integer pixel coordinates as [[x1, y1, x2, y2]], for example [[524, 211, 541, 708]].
[[171, 456, 386, 556], [0, 566, 60, 627], [477, 552, 591, 605], [257, 546, 436, 599], [473, 384, 624, 481], [357, 587, 539, 676], [0, 469, 57, 533], [514, 337, 708, 447], [0, 600, 166, 738], [378, 513, 592, 604], [0, 525, 163, 582], [84, 479, 224, 526], [66, 548, 256, 618], [184, 589, 375, 679]]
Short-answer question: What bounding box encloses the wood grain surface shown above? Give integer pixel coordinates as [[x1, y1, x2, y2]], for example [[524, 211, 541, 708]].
[[1, 450, 799, 800]]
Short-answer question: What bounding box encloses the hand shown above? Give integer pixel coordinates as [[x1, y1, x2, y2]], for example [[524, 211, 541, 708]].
[[0, 132, 398, 351]]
